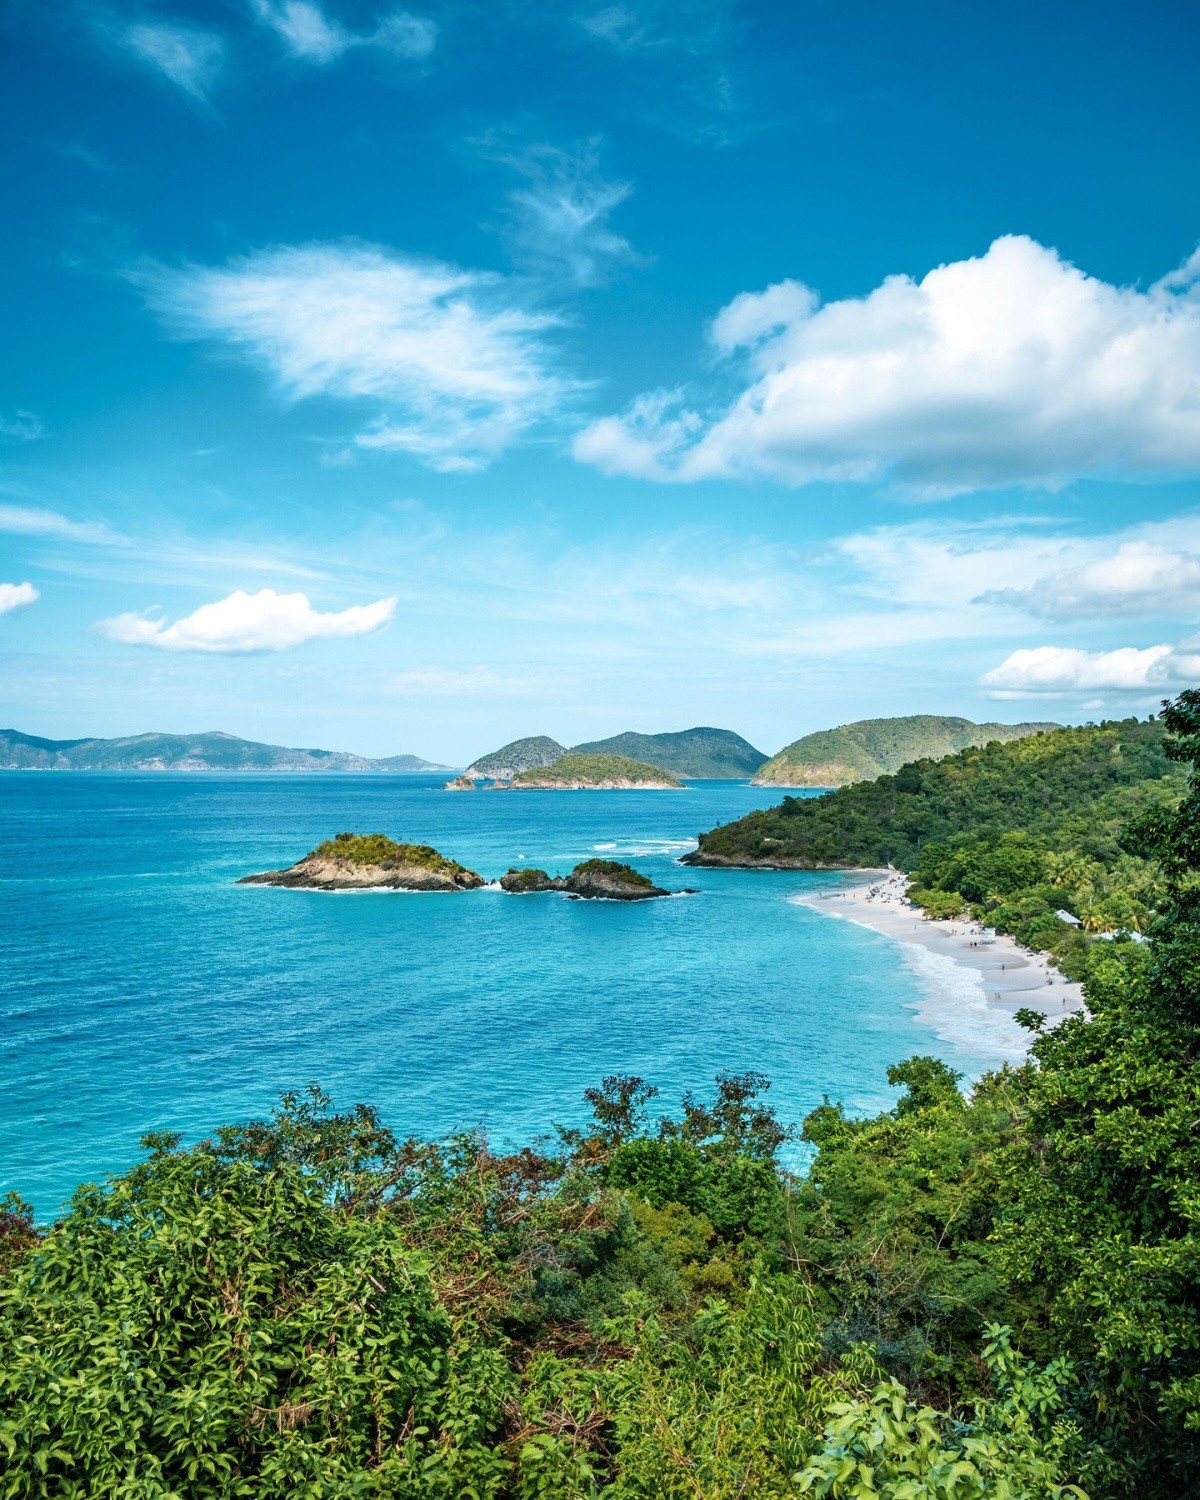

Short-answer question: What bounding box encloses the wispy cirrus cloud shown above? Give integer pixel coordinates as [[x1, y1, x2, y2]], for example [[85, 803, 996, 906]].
[[249, 0, 435, 64], [137, 241, 578, 470], [0, 503, 119, 545], [0, 582, 39, 617], [97, 587, 396, 653], [116, 18, 226, 103], [574, 235, 1200, 496], [486, 139, 640, 288], [576, 0, 744, 143], [0, 411, 45, 442]]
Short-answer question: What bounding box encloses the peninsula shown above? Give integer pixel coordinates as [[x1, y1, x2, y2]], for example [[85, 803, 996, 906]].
[[507, 752, 682, 789], [685, 717, 1178, 978], [238, 833, 484, 891], [500, 859, 674, 899]]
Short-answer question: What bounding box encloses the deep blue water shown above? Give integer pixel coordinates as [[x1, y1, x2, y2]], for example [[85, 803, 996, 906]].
[[1, 774, 1010, 1216]]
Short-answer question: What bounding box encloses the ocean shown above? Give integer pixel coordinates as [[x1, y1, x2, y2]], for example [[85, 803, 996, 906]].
[[0, 773, 1024, 1216]]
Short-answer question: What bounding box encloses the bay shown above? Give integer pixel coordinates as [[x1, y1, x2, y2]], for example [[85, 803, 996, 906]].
[[1, 773, 1017, 1215]]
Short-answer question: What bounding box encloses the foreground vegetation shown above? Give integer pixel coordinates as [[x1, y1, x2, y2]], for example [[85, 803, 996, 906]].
[[5, 698, 1200, 1496], [694, 717, 1183, 976]]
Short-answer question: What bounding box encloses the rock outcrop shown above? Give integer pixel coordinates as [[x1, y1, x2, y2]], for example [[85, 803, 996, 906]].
[[500, 859, 677, 900], [239, 833, 484, 891]]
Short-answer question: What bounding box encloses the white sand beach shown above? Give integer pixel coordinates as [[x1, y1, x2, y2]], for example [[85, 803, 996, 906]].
[[793, 870, 1085, 1024]]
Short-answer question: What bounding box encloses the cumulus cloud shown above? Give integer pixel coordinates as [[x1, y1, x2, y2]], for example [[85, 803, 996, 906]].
[[97, 588, 395, 653], [0, 582, 39, 616], [120, 20, 225, 102], [979, 541, 1200, 621], [573, 234, 1200, 495], [140, 242, 573, 470], [250, 1, 436, 64], [0, 411, 45, 441], [492, 141, 639, 287], [981, 638, 1200, 698]]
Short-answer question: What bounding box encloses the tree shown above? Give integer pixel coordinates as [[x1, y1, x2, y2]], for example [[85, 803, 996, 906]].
[[990, 690, 1200, 1494]]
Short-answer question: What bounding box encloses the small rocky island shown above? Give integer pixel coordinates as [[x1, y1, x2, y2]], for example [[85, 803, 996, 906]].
[[239, 832, 485, 891], [507, 752, 683, 790], [499, 858, 678, 900]]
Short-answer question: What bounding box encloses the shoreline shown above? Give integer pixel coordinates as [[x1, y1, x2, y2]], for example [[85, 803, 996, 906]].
[[792, 870, 1085, 1028]]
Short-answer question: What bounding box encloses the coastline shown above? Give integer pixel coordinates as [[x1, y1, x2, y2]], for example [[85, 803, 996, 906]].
[[792, 870, 1085, 1029]]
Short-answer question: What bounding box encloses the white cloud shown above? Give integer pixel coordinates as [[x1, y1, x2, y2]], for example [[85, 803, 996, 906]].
[[980, 541, 1200, 621], [980, 637, 1200, 698], [492, 141, 639, 287], [0, 582, 38, 616], [250, 1, 436, 64], [97, 588, 395, 653], [0, 411, 44, 441], [0, 504, 118, 545], [573, 389, 702, 478], [573, 234, 1200, 495], [121, 21, 225, 102], [141, 242, 574, 470]]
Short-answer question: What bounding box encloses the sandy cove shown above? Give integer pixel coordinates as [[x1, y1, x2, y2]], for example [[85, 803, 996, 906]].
[[793, 870, 1086, 1023]]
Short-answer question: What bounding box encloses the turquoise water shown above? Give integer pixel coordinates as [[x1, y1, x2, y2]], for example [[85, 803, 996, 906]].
[[1, 774, 1013, 1217]]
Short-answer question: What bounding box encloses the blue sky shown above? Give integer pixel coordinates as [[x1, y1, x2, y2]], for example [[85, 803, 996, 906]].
[[2, 0, 1200, 763]]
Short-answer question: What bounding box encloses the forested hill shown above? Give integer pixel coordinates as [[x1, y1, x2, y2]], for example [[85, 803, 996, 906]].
[[752, 713, 1059, 786], [687, 718, 1183, 968], [572, 727, 767, 779]]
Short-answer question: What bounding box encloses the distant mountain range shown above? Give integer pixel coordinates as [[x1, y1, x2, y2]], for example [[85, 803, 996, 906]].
[[465, 727, 769, 781], [752, 715, 1061, 788], [0, 729, 455, 773]]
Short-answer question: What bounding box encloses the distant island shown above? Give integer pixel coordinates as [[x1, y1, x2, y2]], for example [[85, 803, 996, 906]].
[[0, 729, 456, 774], [239, 833, 485, 891], [571, 727, 767, 779], [464, 735, 566, 780], [500, 858, 676, 899], [751, 714, 1060, 787], [463, 726, 767, 782], [507, 752, 683, 789]]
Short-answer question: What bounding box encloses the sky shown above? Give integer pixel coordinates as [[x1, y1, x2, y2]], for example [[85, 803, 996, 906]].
[[2, 0, 1200, 763]]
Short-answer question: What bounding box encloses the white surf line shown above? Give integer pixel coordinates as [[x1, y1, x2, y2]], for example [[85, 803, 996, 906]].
[[790, 870, 1085, 1037]]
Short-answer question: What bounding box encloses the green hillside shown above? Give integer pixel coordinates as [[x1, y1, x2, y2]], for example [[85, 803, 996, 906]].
[[510, 751, 682, 787], [689, 717, 1182, 974], [465, 735, 565, 779], [753, 713, 1060, 786], [571, 726, 767, 779]]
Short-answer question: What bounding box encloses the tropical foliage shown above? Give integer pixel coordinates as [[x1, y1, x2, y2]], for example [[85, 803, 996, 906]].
[[312, 832, 471, 875]]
